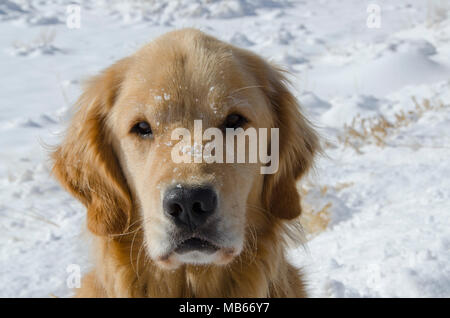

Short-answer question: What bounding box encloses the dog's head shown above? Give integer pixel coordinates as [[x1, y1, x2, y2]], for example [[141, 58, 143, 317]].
[[53, 29, 319, 270]]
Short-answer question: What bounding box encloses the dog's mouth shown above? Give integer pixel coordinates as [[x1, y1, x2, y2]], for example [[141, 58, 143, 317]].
[[174, 237, 220, 254]]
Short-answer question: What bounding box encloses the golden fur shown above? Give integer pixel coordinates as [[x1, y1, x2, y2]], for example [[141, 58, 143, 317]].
[[52, 29, 319, 297]]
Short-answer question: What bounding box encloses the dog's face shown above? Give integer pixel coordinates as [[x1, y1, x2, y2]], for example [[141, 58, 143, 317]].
[[53, 29, 319, 270], [108, 41, 274, 269]]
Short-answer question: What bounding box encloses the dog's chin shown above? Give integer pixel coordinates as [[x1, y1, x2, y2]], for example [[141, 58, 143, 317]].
[[155, 244, 241, 270]]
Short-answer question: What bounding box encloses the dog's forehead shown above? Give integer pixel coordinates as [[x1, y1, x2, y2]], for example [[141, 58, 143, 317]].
[[121, 62, 260, 125], [113, 33, 274, 129]]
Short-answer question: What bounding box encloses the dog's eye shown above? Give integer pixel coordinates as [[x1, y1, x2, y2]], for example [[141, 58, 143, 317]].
[[223, 113, 248, 130], [131, 121, 153, 138]]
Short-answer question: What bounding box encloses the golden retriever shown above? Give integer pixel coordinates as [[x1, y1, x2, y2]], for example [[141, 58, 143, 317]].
[[52, 28, 319, 297]]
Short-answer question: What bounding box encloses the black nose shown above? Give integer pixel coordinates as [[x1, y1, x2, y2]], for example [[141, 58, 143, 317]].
[[163, 185, 218, 231]]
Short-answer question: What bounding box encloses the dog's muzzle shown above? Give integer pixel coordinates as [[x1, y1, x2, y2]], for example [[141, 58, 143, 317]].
[[163, 185, 219, 254]]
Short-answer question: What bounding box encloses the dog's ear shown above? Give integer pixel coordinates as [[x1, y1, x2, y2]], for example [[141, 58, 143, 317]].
[[52, 58, 132, 235], [235, 49, 320, 219]]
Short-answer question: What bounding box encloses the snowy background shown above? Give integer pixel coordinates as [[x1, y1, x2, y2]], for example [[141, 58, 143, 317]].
[[0, 0, 449, 297]]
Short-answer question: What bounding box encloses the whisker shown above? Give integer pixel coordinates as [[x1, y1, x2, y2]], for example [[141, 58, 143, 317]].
[[129, 226, 141, 277], [135, 240, 145, 280], [109, 227, 141, 238], [228, 85, 264, 97], [110, 215, 153, 237]]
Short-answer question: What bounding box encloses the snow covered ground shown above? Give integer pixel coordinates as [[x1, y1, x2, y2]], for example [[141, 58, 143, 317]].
[[0, 0, 449, 297]]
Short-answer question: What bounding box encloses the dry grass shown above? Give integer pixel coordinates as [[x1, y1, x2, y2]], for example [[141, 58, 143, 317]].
[[302, 96, 447, 237], [427, 0, 449, 27], [305, 97, 447, 236], [334, 182, 354, 191], [337, 97, 446, 153], [298, 182, 354, 239], [300, 201, 332, 239], [12, 29, 57, 56]]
